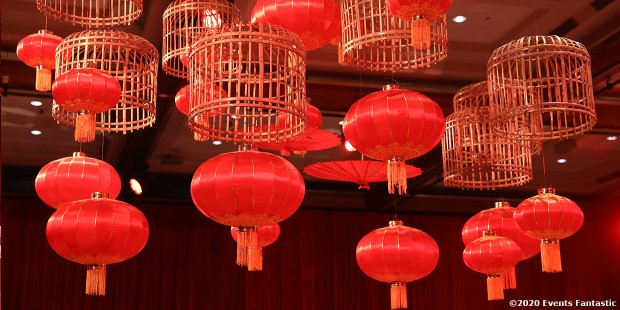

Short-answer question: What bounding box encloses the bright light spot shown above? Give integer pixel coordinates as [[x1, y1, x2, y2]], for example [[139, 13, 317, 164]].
[[452, 15, 467, 23], [203, 9, 222, 29], [557, 158, 567, 164], [30, 100, 43, 107], [345, 141, 356, 152], [212, 140, 223, 145], [30, 130, 42, 135], [231, 115, 238, 119], [129, 178, 143, 195], [338, 120, 344, 126], [607, 136, 617, 141]]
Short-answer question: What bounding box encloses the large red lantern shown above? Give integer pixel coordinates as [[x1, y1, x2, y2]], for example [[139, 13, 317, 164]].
[[46, 193, 149, 296], [386, 0, 452, 50], [343, 84, 445, 194], [251, 0, 341, 51], [463, 231, 521, 300], [35, 152, 121, 209], [52, 67, 122, 142], [16, 30, 63, 92], [191, 148, 305, 267], [356, 220, 439, 309], [462, 201, 540, 289], [231, 224, 280, 271], [513, 187, 584, 273]]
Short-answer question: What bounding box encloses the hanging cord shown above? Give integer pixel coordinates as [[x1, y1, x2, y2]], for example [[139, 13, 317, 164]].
[[45, 16, 48, 31], [101, 131, 105, 160], [393, 192, 398, 221], [541, 149, 548, 188]]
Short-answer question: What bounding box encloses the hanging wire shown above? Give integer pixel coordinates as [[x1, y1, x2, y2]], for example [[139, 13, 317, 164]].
[[541, 149, 548, 188], [101, 131, 105, 160]]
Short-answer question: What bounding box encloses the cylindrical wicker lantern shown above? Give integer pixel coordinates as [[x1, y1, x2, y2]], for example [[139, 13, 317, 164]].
[[188, 22, 307, 144], [52, 30, 159, 135], [37, 0, 143, 27], [442, 82, 534, 190], [488, 35, 596, 141], [162, 0, 241, 79], [340, 0, 448, 71]]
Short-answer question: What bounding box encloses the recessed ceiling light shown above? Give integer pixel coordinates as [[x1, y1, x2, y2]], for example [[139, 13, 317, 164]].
[[129, 178, 143, 195], [212, 140, 223, 145], [557, 158, 567, 164], [607, 136, 617, 141], [338, 121, 344, 126], [30, 100, 43, 107], [452, 15, 467, 23], [30, 130, 42, 135]]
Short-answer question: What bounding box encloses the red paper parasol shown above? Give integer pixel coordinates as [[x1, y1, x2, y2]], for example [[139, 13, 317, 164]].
[[304, 160, 422, 189], [255, 128, 340, 156]]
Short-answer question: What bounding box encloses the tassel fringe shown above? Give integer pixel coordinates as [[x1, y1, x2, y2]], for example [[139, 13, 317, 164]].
[[85, 265, 106, 296], [411, 19, 431, 51], [337, 44, 344, 65], [387, 158, 407, 195], [35, 67, 52, 92], [503, 266, 517, 289], [487, 274, 504, 300], [390, 282, 407, 309], [248, 247, 263, 271], [236, 227, 258, 267], [541, 239, 562, 273], [75, 112, 96, 143]]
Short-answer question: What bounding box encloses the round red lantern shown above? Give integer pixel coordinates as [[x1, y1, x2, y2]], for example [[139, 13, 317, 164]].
[[52, 66, 122, 142], [231, 224, 280, 271], [356, 220, 439, 310], [175, 85, 190, 115], [35, 152, 121, 209], [343, 84, 445, 194], [462, 201, 540, 289], [463, 231, 521, 300], [175, 83, 228, 141], [16, 30, 63, 92], [513, 187, 584, 273], [251, 0, 341, 51], [46, 193, 149, 296], [386, 0, 452, 50]]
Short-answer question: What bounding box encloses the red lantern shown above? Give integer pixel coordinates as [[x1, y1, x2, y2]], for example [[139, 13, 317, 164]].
[[343, 84, 445, 194], [46, 193, 149, 296], [356, 220, 439, 309], [35, 152, 121, 209], [463, 231, 521, 300], [304, 160, 422, 190], [386, 0, 452, 50], [513, 187, 584, 273], [191, 148, 304, 267], [175, 83, 228, 141], [251, 0, 341, 51], [175, 85, 190, 115], [16, 30, 63, 92], [231, 224, 280, 271], [462, 201, 540, 289], [52, 66, 122, 142]]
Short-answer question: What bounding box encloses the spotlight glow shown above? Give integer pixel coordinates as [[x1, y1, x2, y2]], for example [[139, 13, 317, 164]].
[[30, 130, 42, 135], [129, 178, 143, 195], [212, 140, 223, 145], [452, 15, 467, 23], [30, 100, 43, 107], [345, 141, 356, 152], [607, 136, 617, 141], [557, 158, 567, 164], [338, 120, 344, 126]]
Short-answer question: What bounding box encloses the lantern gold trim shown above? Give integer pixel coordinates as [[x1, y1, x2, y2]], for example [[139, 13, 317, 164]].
[[36, 0, 142, 27]]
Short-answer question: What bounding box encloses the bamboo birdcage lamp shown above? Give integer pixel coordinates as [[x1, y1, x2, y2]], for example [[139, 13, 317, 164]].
[[442, 82, 534, 190], [53, 30, 159, 134], [162, 0, 242, 79], [488, 35, 596, 141], [188, 22, 307, 144], [37, 0, 143, 27], [340, 0, 448, 71]]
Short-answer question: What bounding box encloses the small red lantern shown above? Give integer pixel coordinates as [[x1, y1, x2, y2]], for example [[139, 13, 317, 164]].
[[462, 201, 540, 289], [175, 83, 228, 141], [343, 84, 445, 194], [251, 0, 341, 51], [191, 148, 305, 267], [52, 66, 122, 142], [513, 188, 584, 273], [46, 193, 149, 296], [356, 220, 439, 309], [463, 231, 521, 300], [231, 224, 280, 271], [16, 30, 63, 92], [386, 0, 452, 50], [175, 85, 190, 115], [35, 152, 121, 209]]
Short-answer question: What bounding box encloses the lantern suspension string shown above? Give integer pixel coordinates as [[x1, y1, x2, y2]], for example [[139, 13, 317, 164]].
[[393, 192, 398, 221], [101, 131, 105, 160], [542, 149, 548, 188], [45, 16, 48, 31]]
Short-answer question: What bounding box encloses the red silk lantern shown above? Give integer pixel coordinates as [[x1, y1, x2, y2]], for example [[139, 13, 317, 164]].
[[463, 231, 521, 301], [231, 224, 280, 271], [386, 0, 452, 50], [175, 83, 228, 141], [35, 152, 121, 209], [191, 148, 305, 267], [304, 160, 422, 190], [356, 220, 439, 309], [46, 193, 149, 296], [251, 0, 341, 51], [462, 201, 540, 289], [16, 30, 63, 92], [343, 84, 445, 194], [306, 104, 322, 128], [513, 187, 584, 273], [175, 85, 190, 115], [52, 67, 122, 142]]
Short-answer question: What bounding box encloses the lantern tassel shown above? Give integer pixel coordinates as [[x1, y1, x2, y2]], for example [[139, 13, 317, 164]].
[[411, 18, 431, 51], [35, 66, 52, 92], [248, 247, 263, 271], [236, 226, 258, 267], [486, 274, 504, 300], [503, 266, 517, 289], [390, 282, 407, 309], [75, 112, 96, 143], [293, 151, 306, 157], [337, 44, 344, 65], [85, 264, 106, 296], [541, 239, 562, 273], [387, 157, 407, 195]]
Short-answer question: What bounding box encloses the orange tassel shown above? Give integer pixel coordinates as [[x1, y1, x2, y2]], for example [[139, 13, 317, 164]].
[[503, 266, 517, 289], [411, 19, 431, 51], [75, 112, 96, 143], [236, 226, 257, 267], [35, 66, 52, 92], [487, 274, 504, 300], [85, 264, 106, 296], [387, 157, 407, 195], [390, 282, 407, 309], [337, 44, 344, 65], [541, 239, 562, 273], [248, 247, 263, 271]]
